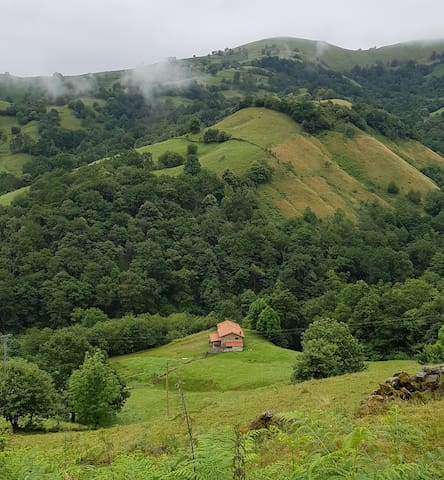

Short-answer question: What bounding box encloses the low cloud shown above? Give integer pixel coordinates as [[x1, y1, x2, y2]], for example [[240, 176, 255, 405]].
[[122, 59, 198, 100], [38, 73, 96, 98]]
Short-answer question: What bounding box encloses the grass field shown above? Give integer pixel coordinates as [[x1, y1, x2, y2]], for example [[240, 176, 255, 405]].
[[430, 106, 444, 117], [51, 105, 82, 129], [0, 185, 30, 206], [9, 328, 435, 466], [0, 116, 37, 175]]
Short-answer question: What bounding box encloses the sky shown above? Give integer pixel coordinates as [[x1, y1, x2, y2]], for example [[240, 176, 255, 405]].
[[2, 0, 444, 76]]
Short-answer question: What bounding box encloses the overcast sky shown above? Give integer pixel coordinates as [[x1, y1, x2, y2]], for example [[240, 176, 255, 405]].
[[3, 0, 444, 76]]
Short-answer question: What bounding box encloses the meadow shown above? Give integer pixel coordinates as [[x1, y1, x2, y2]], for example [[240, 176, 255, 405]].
[[5, 329, 444, 478]]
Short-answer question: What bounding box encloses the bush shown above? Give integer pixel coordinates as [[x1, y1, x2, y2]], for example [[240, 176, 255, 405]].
[[291, 318, 365, 382], [406, 189, 421, 205], [67, 349, 128, 427], [184, 154, 201, 175], [247, 161, 273, 184], [203, 128, 231, 143], [158, 151, 184, 168], [387, 181, 400, 194], [187, 143, 198, 155], [0, 358, 58, 431]]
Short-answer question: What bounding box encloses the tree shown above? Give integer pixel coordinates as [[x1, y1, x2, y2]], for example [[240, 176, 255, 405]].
[[247, 161, 273, 184], [67, 350, 129, 427], [203, 128, 231, 143], [37, 326, 93, 390], [387, 181, 400, 194], [0, 358, 58, 431], [245, 297, 268, 330], [291, 318, 365, 382], [184, 154, 201, 175], [187, 143, 198, 155], [158, 151, 184, 168], [256, 305, 284, 345], [189, 118, 201, 134]]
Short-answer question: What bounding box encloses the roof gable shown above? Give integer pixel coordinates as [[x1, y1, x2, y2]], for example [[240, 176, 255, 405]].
[[217, 320, 245, 338]]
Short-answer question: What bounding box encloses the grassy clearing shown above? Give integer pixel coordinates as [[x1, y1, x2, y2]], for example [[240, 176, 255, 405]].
[[9, 329, 429, 465], [51, 105, 82, 130], [0, 116, 36, 175], [385, 138, 444, 170], [320, 98, 352, 108], [430, 106, 444, 117], [149, 140, 266, 177], [323, 132, 438, 195], [79, 97, 106, 109], [0, 186, 30, 205], [215, 107, 300, 147], [427, 63, 444, 78]]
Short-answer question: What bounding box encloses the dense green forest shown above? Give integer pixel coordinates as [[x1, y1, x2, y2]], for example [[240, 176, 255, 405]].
[[2, 43, 444, 362], [2, 148, 444, 360]]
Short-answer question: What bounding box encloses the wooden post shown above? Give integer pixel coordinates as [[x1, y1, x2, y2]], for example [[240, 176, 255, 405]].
[[166, 361, 170, 418]]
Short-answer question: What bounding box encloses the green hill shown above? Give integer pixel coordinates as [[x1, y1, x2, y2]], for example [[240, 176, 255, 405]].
[[237, 37, 444, 70], [143, 107, 444, 218]]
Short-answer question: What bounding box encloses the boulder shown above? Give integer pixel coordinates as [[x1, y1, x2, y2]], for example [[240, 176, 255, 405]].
[[360, 365, 444, 415]]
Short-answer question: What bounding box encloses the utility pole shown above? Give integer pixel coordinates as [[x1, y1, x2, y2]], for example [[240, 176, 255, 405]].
[[1, 334, 12, 361], [165, 361, 170, 418]]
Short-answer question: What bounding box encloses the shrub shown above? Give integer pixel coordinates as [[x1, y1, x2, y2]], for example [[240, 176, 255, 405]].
[[67, 350, 128, 427], [291, 318, 365, 382], [158, 151, 184, 168], [203, 128, 231, 143], [0, 358, 58, 431], [187, 143, 198, 155], [387, 181, 400, 194]]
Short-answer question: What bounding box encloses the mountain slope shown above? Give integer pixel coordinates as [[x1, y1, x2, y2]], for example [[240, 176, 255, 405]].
[[237, 37, 444, 70], [146, 107, 444, 217]]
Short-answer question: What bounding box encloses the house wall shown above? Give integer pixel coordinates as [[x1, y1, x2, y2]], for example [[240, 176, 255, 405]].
[[222, 346, 243, 352], [220, 333, 243, 344]]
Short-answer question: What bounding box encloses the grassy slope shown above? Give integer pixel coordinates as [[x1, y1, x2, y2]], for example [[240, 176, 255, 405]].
[[149, 108, 443, 218], [239, 37, 444, 70], [12, 329, 441, 464], [51, 105, 82, 130], [0, 116, 39, 175], [0, 185, 30, 206]]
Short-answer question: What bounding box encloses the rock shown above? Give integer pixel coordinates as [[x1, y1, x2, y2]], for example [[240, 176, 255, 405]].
[[249, 411, 274, 430], [360, 365, 444, 415]]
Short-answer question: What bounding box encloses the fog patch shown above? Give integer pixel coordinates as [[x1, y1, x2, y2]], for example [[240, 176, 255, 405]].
[[315, 41, 330, 58], [38, 73, 96, 98], [122, 59, 198, 100]]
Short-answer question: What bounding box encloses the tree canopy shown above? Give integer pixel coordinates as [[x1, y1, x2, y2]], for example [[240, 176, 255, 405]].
[[67, 349, 128, 427], [0, 358, 58, 431], [291, 318, 365, 382]]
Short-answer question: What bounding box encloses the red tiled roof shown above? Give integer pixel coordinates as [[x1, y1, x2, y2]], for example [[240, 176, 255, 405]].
[[209, 333, 220, 343], [217, 320, 245, 338], [224, 341, 243, 347]]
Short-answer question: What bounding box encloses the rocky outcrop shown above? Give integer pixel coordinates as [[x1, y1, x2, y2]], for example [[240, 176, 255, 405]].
[[360, 365, 444, 415]]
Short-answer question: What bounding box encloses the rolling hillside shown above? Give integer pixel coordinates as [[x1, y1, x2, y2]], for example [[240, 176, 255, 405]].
[[143, 107, 444, 218], [236, 37, 444, 70], [10, 330, 424, 457]]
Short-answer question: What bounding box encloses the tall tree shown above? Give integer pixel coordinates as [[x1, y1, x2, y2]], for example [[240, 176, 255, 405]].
[[67, 350, 128, 427]]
